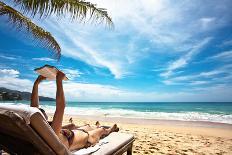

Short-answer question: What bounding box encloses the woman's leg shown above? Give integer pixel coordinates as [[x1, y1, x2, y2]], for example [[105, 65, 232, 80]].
[[77, 121, 102, 131], [67, 121, 111, 131], [70, 124, 118, 150], [64, 121, 99, 131], [62, 123, 77, 130], [62, 123, 93, 130], [87, 124, 118, 145], [78, 124, 95, 131]]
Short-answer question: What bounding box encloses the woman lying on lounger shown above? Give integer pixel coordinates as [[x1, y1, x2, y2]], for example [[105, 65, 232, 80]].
[[30, 72, 118, 150]]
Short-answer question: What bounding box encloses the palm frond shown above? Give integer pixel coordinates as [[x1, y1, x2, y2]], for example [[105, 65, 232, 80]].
[[0, 1, 61, 59], [13, 0, 114, 28]]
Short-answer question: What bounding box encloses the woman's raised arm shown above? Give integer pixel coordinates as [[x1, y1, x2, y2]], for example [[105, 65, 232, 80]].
[[31, 75, 46, 108], [51, 71, 66, 135]]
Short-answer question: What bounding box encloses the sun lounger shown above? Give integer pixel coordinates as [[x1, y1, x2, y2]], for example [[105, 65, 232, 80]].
[[0, 105, 134, 155]]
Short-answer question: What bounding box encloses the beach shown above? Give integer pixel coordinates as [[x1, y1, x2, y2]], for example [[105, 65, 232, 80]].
[[2, 101, 232, 154], [52, 114, 232, 155], [1, 1, 231, 155]]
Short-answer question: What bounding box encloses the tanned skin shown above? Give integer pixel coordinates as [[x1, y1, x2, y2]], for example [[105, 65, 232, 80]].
[[31, 72, 118, 150]]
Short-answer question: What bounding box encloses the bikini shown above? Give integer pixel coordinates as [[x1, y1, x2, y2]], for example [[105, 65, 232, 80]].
[[61, 129, 75, 146], [39, 108, 92, 148], [61, 128, 92, 148]]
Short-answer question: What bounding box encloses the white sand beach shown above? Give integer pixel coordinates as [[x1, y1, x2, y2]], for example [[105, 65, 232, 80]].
[[48, 114, 232, 155]]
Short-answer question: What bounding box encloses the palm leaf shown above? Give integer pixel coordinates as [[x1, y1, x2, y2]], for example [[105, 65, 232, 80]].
[[0, 1, 61, 59], [13, 0, 114, 28]]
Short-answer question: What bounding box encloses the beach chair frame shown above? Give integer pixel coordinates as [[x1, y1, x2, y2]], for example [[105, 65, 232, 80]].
[[0, 106, 135, 155], [0, 110, 57, 155]]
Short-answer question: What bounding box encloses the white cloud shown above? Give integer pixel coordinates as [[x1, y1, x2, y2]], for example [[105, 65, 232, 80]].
[[1, 0, 232, 102], [41, 20, 127, 79], [0, 77, 32, 92], [161, 37, 212, 78], [67, 39, 124, 79], [189, 81, 210, 85], [1, 76, 231, 102], [32, 57, 55, 62], [0, 62, 231, 101], [0, 69, 32, 91], [162, 65, 232, 85], [162, 80, 180, 85], [199, 17, 216, 29], [88, 0, 227, 52], [220, 40, 232, 47], [207, 50, 232, 61], [0, 55, 16, 60], [62, 69, 83, 80], [34, 0, 231, 80], [0, 69, 20, 78], [199, 70, 223, 77]]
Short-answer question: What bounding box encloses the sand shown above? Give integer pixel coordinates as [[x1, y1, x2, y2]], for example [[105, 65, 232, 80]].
[[49, 114, 232, 155]]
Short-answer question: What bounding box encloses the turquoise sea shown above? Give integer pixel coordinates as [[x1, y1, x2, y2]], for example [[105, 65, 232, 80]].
[[1, 101, 232, 124]]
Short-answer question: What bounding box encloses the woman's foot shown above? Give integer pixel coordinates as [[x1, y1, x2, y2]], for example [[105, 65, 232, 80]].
[[100, 124, 119, 139], [106, 124, 119, 134], [111, 124, 119, 132], [69, 117, 73, 124], [95, 121, 100, 128]]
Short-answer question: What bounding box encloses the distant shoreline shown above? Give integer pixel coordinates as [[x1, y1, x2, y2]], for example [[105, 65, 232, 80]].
[[0, 87, 55, 101]]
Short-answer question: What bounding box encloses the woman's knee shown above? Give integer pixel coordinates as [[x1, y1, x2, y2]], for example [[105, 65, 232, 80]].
[[88, 130, 103, 144]]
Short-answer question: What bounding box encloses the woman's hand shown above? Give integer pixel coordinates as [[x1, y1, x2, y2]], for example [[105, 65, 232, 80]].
[[35, 75, 46, 83], [56, 71, 65, 81]]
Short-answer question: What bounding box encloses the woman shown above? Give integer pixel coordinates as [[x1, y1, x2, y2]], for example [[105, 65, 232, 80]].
[[31, 71, 118, 150]]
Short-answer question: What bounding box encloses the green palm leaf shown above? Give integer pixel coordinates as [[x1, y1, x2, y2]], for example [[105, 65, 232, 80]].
[[13, 0, 114, 28], [0, 1, 61, 59]]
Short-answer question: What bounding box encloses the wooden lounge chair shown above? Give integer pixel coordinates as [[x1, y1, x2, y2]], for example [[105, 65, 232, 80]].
[[0, 105, 135, 155]]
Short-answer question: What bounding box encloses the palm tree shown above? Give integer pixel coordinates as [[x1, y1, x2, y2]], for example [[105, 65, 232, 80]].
[[0, 0, 113, 60]]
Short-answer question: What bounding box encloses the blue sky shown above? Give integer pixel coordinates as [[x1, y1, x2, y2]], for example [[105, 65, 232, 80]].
[[0, 0, 232, 102]]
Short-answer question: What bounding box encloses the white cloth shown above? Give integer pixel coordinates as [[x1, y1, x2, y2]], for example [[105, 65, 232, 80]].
[[0, 104, 45, 124], [72, 139, 109, 155]]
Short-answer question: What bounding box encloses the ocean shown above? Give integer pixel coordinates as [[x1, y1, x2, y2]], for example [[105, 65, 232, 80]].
[[1, 101, 232, 124]]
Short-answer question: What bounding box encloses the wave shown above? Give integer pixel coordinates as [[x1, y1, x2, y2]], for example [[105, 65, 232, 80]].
[[1, 102, 232, 124]]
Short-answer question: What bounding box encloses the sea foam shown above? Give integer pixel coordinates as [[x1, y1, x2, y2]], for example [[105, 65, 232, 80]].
[[1, 102, 232, 124]]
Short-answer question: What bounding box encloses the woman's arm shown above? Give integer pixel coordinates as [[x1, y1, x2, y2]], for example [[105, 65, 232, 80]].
[[31, 75, 46, 108], [51, 71, 66, 135]]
